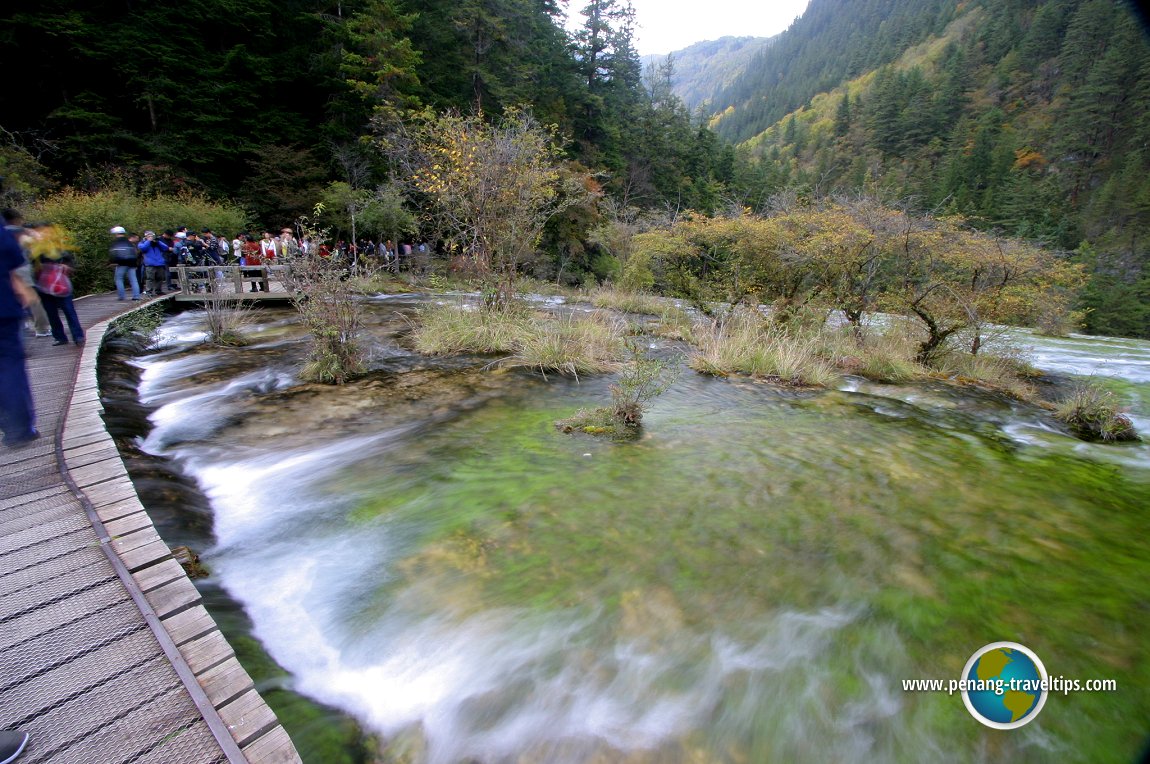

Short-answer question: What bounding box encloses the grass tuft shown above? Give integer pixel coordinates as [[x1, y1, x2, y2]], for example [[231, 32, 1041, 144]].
[[586, 287, 668, 315], [690, 310, 838, 387], [414, 302, 626, 376], [1055, 383, 1140, 442]]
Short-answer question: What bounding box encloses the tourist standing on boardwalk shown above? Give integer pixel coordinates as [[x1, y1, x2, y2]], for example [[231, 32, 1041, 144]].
[[260, 230, 278, 263], [243, 235, 265, 292], [0, 218, 38, 447], [138, 231, 170, 296], [2, 209, 50, 338], [27, 223, 84, 347], [231, 232, 244, 264], [108, 225, 141, 300]]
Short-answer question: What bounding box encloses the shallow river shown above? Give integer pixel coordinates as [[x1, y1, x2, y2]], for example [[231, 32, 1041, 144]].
[[110, 297, 1150, 763]]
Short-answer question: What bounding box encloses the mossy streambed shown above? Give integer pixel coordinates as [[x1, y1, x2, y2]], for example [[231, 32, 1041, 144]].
[[119, 299, 1150, 763]]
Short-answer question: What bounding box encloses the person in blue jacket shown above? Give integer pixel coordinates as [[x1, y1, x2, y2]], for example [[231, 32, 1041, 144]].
[[138, 230, 170, 295], [0, 216, 38, 447]]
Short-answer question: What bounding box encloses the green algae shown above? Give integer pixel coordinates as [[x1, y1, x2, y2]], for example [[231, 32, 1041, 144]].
[[325, 375, 1150, 761]]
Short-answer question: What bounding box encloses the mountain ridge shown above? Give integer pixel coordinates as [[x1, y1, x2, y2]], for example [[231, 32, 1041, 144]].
[[640, 35, 776, 110]]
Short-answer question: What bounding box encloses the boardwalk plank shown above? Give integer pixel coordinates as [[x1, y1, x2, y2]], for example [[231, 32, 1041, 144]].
[[70, 459, 129, 488], [183, 629, 237, 675], [0, 600, 144, 694], [0, 513, 90, 556], [163, 605, 218, 647], [0, 543, 105, 599], [132, 558, 187, 593], [118, 538, 173, 572], [104, 509, 154, 537], [4, 626, 162, 723], [136, 721, 228, 764], [17, 657, 183, 764], [65, 445, 120, 469], [93, 495, 146, 524], [241, 726, 303, 764], [0, 485, 69, 510], [0, 559, 114, 620], [145, 575, 202, 618], [49, 685, 206, 764], [197, 656, 255, 707], [0, 498, 77, 535], [217, 689, 280, 747]]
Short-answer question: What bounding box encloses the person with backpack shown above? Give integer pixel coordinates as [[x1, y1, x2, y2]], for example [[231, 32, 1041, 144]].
[[26, 222, 84, 346], [108, 225, 141, 300]]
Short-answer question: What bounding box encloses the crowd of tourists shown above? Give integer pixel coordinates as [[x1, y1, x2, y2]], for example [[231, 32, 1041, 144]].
[[106, 226, 429, 299], [108, 225, 311, 297]]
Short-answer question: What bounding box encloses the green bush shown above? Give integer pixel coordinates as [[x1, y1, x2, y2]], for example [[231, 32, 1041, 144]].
[[31, 188, 248, 295]]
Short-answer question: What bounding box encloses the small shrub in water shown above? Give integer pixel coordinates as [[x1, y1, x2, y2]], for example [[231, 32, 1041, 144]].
[[556, 342, 679, 438], [202, 278, 252, 347]]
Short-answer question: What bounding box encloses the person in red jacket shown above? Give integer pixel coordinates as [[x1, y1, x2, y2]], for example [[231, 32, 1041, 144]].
[[242, 235, 264, 292]]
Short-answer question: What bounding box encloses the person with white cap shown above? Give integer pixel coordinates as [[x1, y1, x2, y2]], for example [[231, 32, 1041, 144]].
[[108, 225, 141, 300]]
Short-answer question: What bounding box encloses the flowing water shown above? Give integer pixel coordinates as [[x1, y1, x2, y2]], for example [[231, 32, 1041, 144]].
[[107, 298, 1150, 763]]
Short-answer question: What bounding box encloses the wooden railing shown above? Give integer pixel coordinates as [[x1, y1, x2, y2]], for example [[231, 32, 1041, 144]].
[[174, 264, 293, 297]]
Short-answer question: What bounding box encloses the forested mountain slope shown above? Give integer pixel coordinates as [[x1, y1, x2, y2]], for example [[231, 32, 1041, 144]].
[[709, 0, 1150, 337], [640, 36, 775, 110]]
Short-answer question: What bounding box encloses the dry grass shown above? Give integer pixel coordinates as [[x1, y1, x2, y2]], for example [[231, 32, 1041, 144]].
[[690, 310, 839, 387], [586, 287, 668, 315], [503, 312, 626, 376], [414, 302, 626, 376], [931, 335, 1039, 400], [818, 323, 925, 383], [413, 302, 532, 355]]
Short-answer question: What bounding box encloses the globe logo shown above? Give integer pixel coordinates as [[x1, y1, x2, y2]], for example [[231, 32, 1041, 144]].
[[961, 641, 1049, 729]]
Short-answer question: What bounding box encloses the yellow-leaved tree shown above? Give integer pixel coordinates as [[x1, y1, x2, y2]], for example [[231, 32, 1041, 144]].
[[388, 108, 590, 307]]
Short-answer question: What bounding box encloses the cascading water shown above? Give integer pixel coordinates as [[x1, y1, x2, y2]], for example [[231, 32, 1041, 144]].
[[109, 299, 1150, 763]]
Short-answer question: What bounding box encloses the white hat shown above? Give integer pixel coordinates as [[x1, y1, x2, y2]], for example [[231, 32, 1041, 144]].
[[175, 231, 187, 239], [110, 225, 127, 235]]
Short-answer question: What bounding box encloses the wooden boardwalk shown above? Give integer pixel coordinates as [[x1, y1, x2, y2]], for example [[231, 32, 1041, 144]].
[[1, 293, 300, 763]]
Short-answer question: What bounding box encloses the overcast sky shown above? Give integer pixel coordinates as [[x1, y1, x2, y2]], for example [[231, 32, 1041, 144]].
[[565, 0, 812, 57]]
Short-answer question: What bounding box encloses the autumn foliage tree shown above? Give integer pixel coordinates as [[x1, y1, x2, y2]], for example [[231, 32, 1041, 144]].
[[387, 109, 589, 306], [627, 197, 1084, 363]]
